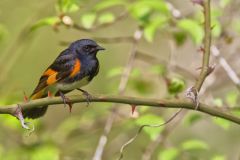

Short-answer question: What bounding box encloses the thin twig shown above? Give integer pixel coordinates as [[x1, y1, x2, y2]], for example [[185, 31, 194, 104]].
[[211, 46, 240, 91], [194, 0, 212, 91], [141, 110, 188, 160], [118, 108, 183, 160], [186, 0, 212, 109]]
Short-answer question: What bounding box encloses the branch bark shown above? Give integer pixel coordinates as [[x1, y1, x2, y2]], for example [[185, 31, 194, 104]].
[[0, 94, 240, 125], [194, 0, 212, 91]]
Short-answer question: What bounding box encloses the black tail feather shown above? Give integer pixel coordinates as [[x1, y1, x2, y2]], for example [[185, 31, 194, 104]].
[[23, 106, 48, 119]]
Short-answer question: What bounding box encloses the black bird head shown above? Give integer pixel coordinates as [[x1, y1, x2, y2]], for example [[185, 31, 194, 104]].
[[70, 39, 105, 56]]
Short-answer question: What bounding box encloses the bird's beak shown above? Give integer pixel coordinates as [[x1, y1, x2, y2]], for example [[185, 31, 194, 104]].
[[96, 45, 105, 51]]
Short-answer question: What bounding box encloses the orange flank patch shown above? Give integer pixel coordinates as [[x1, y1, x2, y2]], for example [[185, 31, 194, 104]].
[[70, 59, 81, 77], [43, 68, 56, 76]]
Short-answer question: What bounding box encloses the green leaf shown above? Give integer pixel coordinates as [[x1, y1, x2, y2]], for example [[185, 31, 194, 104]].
[[211, 9, 222, 37], [130, 79, 153, 95], [31, 17, 60, 31], [225, 91, 238, 107], [94, 0, 127, 11], [107, 67, 141, 79], [129, 5, 151, 25], [212, 20, 221, 37], [130, 68, 141, 78], [168, 77, 185, 95], [135, 114, 164, 140], [144, 15, 167, 42], [177, 19, 204, 44], [129, 0, 169, 16], [150, 64, 166, 76], [81, 12, 96, 29], [181, 139, 208, 151], [212, 117, 230, 130], [184, 113, 202, 126], [211, 155, 225, 160], [173, 31, 187, 46], [98, 13, 115, 24], [107, 67, 123, 78], [31, 145, 59, 160], [129, 0, 169, 25], [158, 148, 179, 160], [57, 0, 80, 13]]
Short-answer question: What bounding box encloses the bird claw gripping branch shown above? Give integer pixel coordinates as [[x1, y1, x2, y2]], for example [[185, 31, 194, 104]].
[[131, 105, 137, 115], [77, 88, 92, 107], [186, 86, 199, 110], [59, 92, 73, 113]]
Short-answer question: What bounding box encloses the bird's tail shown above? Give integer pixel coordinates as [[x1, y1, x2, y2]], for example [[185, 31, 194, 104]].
[[22, 89, 48, 119]]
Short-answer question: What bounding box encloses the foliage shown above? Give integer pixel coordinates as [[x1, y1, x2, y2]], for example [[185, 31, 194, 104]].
[[0, 0, 239, 159]]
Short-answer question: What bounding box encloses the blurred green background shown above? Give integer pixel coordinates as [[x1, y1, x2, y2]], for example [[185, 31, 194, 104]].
[[0, 0, 240, 159]]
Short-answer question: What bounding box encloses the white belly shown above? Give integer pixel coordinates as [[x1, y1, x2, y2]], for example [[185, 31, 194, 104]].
[[56, 77, 90, 91]]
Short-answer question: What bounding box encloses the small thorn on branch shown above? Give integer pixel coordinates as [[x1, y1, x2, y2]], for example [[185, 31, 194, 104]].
[[186, 87, 199, 110], [131, 105, 137, 115], [197, 46, 205, 53], [207, 64, 216, 76], [23, 91, 29, 102]]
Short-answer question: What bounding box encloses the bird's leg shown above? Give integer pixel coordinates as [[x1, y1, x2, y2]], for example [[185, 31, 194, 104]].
[[59, 91, 73, 112], [48, 91, 53, 98], [77, 88, 92, 107]]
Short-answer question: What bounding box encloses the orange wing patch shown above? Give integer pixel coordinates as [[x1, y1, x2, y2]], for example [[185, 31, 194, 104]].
[[46, 73, 58, 85], [70, 59, 81, 77], [43, 69, 56, 76], [43, 69, 58, 85]]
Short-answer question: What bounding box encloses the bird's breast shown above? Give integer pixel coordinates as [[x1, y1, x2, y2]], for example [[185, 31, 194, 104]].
[[56, 76, 90, 91]]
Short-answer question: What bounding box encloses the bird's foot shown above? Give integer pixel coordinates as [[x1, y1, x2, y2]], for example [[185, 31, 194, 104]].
[[59, 92, 73, 113], [77, 89, 92, 107]]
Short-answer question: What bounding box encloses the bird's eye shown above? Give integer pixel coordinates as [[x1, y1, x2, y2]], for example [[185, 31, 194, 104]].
[[84, 45, 90, 52]]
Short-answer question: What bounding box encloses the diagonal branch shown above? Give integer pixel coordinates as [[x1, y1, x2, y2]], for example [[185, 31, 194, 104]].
[[0, 95, 240, 125], [194, 0, 212, 91]]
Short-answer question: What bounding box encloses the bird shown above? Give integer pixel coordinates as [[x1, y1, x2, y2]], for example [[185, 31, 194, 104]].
[[23, 39, 105, 119]]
